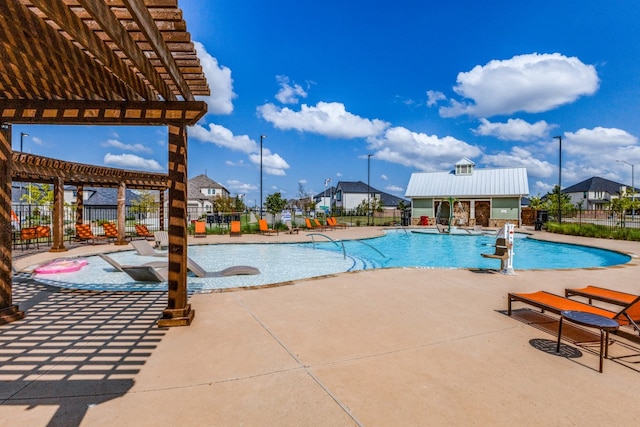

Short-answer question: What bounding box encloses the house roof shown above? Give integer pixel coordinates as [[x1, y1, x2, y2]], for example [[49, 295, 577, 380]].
[[405, 167, 529, 197], [188, 174, 228, 199], [336, 181, 408, 207], [83, 187, 144, 206], [562, 177, 625, 194]]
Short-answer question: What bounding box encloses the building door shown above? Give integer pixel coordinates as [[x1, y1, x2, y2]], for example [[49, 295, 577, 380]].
[[475, 201, 490, 227]]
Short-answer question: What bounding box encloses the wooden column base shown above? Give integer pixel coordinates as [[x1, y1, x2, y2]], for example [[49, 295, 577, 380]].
[[49, 245, 68, 252], [114, 239, 129, 246], [157, 304, 195, 327], [0, 305, 25, 325]]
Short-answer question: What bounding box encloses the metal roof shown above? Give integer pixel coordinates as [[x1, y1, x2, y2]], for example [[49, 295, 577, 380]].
[[405, 167, 529, 198]]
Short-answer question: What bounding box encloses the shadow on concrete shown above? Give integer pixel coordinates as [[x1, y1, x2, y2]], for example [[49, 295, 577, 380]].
[[1, 279, 167, 426]]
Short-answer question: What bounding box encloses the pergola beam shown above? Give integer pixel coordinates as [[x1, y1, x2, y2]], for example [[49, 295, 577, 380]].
[[1, 99, 206, 125], [123, 0, 194, 101], [78, 0, 176, 101], [28, 0, 154, 101]]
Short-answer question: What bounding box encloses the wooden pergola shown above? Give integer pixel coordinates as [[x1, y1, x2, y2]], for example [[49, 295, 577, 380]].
[[12, 151, 169, 248], [0, 0, 210, 327]]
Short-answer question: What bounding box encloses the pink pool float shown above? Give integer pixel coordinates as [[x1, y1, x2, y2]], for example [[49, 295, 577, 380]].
[[35, 258, 88, 274]]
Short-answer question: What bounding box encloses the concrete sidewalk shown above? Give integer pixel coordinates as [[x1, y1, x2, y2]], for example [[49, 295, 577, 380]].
[[2, 228, 640, 426]]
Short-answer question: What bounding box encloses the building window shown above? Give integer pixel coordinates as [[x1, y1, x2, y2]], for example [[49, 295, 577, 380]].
[[455, 164, 472, 175], [336, 190, 342, 201]]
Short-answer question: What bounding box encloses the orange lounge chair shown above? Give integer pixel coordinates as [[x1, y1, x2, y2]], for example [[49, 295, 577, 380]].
[[508, 290, 640, 335], [102, 222, 119, 242], [565, 285, 638, 306], [313, 218, 328, 231], [304, 218, 316, 230], [135, 224, 154, 240], [194, 220, 207, 237], [75, 223, 108, 244], [327, 217, 347, 229], [258, 219, 277, 235], [35, 225, 51, 245], [230, 220, 242, 237]]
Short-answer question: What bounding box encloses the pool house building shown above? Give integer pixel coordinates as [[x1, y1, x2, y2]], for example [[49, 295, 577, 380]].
[[405, 158, 529, 227]]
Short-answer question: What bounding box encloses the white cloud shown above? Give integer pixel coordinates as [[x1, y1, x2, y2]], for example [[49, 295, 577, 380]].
[[439, 53, 599, 118], [275, 75, 308, 104], [226, 179, 257, 193], [101, 138, 153, 154], [194, 41, 236, 115], [380, 174, 388, 181], [386, 184, 404, 193], [189, 123, 258, 154], [563, 127, 638, 155], [367, 126, 482, 171], [189, 122, 290, 175], [534, 180, 554, 194], [426, 90, 446, 107], [103, 153, 163, 171], [481, 146, 555, 178], [257, 101, 389, 139], [473, 118, 557, 142], [248, 148, 290, 176]]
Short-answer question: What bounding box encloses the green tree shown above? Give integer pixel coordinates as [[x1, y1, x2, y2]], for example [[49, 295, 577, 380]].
[[130, 190, 158, 217], [21, 183, 53, 205], [233, 195, 246, 213], [607, 188, 639, 226], [212, 196, 235, 213], [528, 194, 547, 210], [546, 185, 574, 221], [265, 192, 287, 225]]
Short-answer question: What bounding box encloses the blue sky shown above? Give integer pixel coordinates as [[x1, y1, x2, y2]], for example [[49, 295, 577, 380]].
[[12, 1, 640, 207]]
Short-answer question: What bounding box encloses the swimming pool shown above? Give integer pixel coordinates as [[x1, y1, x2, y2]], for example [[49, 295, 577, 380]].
[[28, 230, 631, 292]]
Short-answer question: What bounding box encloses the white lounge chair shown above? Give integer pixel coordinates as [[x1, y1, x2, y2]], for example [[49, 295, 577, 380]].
[[154, 230, 168, 249], [130, 239, 167, 257], [98, 254, 166, 272], [186, 257, 260, 278], [121, 265, 168, 282]]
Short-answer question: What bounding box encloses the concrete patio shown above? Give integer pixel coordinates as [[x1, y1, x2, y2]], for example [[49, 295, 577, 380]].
[[2, 228, 640, 426]]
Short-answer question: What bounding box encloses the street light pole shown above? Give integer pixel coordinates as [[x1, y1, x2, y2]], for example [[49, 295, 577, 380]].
[[260, 135, 266, 219], [617, 159, 635, 221], [367, 154, 372, 226], [553, 136, 562, 224]]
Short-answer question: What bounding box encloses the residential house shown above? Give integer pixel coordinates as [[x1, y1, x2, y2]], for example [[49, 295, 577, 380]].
[[187, 174, 230, 217], [333, 181, 408, 213], [562, 176, 630, 211], [405, 158, 529, 227]]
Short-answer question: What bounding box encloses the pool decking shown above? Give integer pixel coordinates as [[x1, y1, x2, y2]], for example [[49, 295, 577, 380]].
[[3, 227, 640, 425]]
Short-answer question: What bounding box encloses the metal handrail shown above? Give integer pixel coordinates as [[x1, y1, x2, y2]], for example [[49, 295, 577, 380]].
[[351, 239, 387, 258], [306, 233, 346, 259]]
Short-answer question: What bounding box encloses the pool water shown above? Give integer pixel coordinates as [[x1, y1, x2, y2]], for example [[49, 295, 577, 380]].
[[314, 230, 631, 270], [28, 230, 631, 292]]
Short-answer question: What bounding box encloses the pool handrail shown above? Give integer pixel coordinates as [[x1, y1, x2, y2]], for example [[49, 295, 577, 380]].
[[306, 233, 346, 259]]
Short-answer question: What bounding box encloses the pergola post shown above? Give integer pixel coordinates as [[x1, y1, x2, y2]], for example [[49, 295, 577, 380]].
[[158, 123, 193, 327], [116, 182, 128, 245], [50, 176, 67, 252], [75, 185, 84, 226], [0, 124, 24, 324], [159, 190, 165, 230]]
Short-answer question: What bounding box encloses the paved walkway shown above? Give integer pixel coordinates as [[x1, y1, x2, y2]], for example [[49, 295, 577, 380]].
[[2, 227, 640, 426]]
